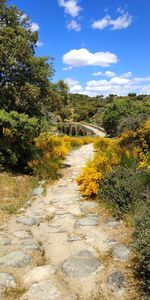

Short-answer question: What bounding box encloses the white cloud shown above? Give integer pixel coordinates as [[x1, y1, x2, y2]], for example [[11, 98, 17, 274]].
[[30, 22, 40, 32], [65, 78, 83, 93], [105, 71, 116, 77], [58, 0, 82, 17], [121, 72, 133, 78], [92, 70, 116, 77], [92, 15, 111, 30], [21, 15, 40, 32], [92, 9, 132, 30], [62, 66, 73, 71], [36, 41, 44, 47], [111, 12, 132, 30], [66, 74, 150, 96], [92, 71, 103, 76], [110, 76, 130, 84], [66, 20, 81, 31], [63, 48, 118, 68], [134, 77, 150, 82]]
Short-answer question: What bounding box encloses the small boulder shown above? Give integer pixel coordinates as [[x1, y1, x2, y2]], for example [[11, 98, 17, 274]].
[[107, 271, 124, 290], [31, 187, 44, 197], [21, 280, 61, 300], [0, 251, 31, 268], [21, 240, 41, 251], [23, 265, 55, 286], [62, 249, 101, 278], [16, 216, 39, 226], [105, 219, 120, 228], [13, 231, 32, 240], [0, 233, 11, 245], [112, 245, 130, 261], [75, 215, 99, 228], [0, 272, 16, 290]]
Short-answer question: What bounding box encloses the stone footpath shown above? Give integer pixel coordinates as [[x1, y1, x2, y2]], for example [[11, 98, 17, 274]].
[[0, 144, 137, 300]]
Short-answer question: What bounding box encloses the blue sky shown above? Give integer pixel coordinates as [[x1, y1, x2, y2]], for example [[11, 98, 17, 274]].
[[10, 0, 150, 96]]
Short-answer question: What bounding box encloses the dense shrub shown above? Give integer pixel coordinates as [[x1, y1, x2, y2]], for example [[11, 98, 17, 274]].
[[0, 109, 40, 171], [117, 114, 147, 134], [28, 133, 69, 179], [77, 137, 120, 196], [102, 98, 150, 136], [29, 134, 93, 179], [133, 199, 150, 295], [100, 165, 144, 217]]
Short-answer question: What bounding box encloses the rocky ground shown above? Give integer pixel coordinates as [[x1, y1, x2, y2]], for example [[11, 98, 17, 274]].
[[0, 144, 139, 299]]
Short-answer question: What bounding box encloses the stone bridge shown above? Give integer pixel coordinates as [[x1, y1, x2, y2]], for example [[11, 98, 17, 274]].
[[58, 122, 106, 137]]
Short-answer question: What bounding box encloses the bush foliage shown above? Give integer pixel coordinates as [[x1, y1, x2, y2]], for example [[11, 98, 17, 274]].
[[100, 165, 144, 217], [133, 199, 150, 295], [77, 118, 150, 295], [29, 134, 93, 179], [0, 109, 40, 171], [101, 97, 150, 136], [77, 137, 120, 196]]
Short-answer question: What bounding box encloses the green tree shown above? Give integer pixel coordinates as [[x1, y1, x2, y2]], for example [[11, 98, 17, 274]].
[[102, 97, 150, 136], [0, 0, 54, 118]]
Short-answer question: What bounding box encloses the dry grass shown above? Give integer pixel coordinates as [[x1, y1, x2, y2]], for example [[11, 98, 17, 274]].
[[0, 172, 38, 218], [4, 287, 27, 300]]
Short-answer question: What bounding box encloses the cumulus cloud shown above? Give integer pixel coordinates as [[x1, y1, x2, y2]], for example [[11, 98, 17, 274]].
[[92, 15, 111, 30], [63, 48, 118, 68], [92, 8, 132, 30], [93, 71, 116, 77], [21, 15, 40, 32], [30, 22, 40, 32], [121, 72, 133, 78], [65, 78, 83, 93], [66, 74, 150, 96], [66, 20, 81, 31], [58, 0, 82, 17], [105, 71, 116, 77]]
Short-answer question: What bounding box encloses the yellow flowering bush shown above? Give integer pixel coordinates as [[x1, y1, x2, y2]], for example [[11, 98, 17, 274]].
[[118, 118, 150, 171], [77, 163, 103, 196], [28, 133, 70, 179], [77, 137, 120, 196], [29, 134, 93, 179]]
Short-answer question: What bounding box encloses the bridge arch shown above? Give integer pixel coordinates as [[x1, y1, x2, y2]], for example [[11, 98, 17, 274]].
[[66, 126, 70, 135], [58, 122, 106, 137], [62, 125, 65, 133], [71, 126, 77, 136], [78, 128, 85, 136]]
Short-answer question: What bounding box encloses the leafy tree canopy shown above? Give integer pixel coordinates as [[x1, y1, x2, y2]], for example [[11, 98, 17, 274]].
[[0, 0, 54, 118]]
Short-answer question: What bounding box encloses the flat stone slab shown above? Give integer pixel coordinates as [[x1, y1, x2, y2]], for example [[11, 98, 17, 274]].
[[80, 202, 97, 210], [112, 245, 130, 261], [0, 251, 31, 268], [0, 233, 11, 245], [75, 215, 99, 228], [16, 216, 39, 226], [107, 271, 124, 290], [62, 250, 101, 278], [67, 236, 81, 242], [21, 240, 41, 251], [23, 266, 55, 286], [31, 187, 44, 197], [13, 231, 32, 239], [105, 219, 120, 228], [0, 272, 16, 290], [21, 280, 61, 300], [104, 239, 117, 246]]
